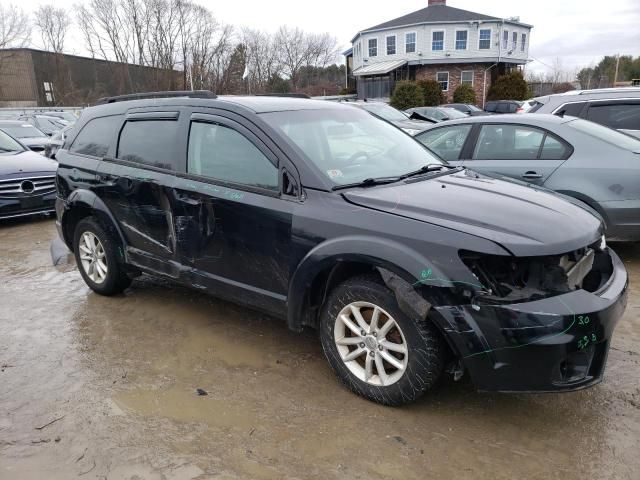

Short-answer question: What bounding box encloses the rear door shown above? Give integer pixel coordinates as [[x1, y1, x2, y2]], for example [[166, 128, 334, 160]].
[[451, 123, 571, 185], [584, 100, 640, 139]]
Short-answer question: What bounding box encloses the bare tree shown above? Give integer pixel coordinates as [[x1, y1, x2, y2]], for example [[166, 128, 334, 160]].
[[242, 27, 283, 93], [34, 6, 70, 53], [0, 3, 31, 49]]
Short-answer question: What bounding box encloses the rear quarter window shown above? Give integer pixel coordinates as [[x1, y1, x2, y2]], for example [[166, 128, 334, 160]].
[[70, 115, 122, 157], [117, 120, 181, 170], [586, 103, 640, 130]]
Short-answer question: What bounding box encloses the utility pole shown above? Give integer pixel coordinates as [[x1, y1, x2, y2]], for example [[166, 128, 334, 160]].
[[614, 54, 620, 85]]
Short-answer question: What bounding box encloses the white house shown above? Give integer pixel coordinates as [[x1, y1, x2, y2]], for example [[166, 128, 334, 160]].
[[346, 0, 533, 104]]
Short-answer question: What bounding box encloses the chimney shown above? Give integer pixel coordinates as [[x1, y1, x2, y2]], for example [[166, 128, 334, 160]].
[[428, 0, 446, 5]]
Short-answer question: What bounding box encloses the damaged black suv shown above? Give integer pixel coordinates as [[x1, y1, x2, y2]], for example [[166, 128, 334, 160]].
[[55, 91, 628, 405]]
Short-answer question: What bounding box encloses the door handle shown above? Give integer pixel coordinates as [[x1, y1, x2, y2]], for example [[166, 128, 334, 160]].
[[522, 171, 542, 179]]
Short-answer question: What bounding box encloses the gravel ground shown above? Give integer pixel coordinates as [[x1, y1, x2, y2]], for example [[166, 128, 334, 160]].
[[1, 217, 639, 480]]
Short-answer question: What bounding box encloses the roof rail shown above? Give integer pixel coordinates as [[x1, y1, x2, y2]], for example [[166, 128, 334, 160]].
[[571, 87, 640, 95], [95, 90, 216, 105], [254, 93, 311, 99]]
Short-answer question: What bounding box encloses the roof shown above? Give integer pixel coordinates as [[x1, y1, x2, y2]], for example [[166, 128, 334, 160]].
[[353, 59, 408, 76], [422, 113, 574, 127]]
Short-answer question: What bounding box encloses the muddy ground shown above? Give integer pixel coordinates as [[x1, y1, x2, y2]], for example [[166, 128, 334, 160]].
[[0, 217, 639, 480]]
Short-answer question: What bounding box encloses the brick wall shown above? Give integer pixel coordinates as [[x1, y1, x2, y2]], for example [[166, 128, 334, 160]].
[[415, 63, 492, 105]]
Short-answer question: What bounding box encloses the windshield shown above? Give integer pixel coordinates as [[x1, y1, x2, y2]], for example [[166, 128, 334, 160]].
[[467, 105, 482, 112], [0, 124, 46, 138], [568, 118, 640, 151], [0, 130, 26, 153], [358, 103, 408, 122], [440, 108, 468, 119], [263, 108, 444, 185]]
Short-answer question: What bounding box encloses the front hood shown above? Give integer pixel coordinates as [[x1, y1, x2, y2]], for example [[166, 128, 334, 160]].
[[343, 170, 602, 256], [0, 150, 58, 176]]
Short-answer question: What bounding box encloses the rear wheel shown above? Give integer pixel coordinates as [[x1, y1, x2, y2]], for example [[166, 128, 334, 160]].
[[320, 274, 444, 405], [73, 217, 131, 295]]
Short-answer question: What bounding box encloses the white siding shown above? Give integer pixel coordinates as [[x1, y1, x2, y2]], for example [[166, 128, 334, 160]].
[[352, 21, 531, 70]]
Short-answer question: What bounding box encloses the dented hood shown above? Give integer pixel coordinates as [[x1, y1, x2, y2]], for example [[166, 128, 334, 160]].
[[342, 170, 603, 256]]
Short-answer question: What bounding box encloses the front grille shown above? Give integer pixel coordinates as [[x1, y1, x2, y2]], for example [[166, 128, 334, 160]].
[[0, 175, 56, 198]]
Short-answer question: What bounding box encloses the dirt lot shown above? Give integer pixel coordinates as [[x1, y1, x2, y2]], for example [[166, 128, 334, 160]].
[[1, 217, 639, 480]]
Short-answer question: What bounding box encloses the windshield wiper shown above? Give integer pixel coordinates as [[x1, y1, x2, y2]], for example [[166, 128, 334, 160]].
[[332, 177, 400, 191], [398, 163, 458, 180]]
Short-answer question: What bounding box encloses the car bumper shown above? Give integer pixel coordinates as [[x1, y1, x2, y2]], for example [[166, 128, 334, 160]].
[[432, 247, 628, 392], [0, 192, 56, 219]]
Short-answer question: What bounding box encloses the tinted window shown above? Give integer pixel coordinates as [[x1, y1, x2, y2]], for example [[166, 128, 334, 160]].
[[70, 115, 122, 157], [117, 120, 180, 170], [555, 102, 586, 117], [188, 122, 278, 190], [474, 125, 544, 160], [485, 102, 497, 112], [540, 135, 570, 160], [416, 125, 472, 161], [587, 103, 640, 130]]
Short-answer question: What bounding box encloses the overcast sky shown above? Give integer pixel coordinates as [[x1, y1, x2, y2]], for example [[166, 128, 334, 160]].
[[21, 0, 640, 75]]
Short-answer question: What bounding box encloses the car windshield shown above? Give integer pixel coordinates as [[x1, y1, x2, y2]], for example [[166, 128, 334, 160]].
[[0, 124, 46, 138], [263, 108, 444, 186], [567, 118, 640, 151], [0, 130, 26, 153], [357, 103, 408, 122], [440, 108, 468, 119], [467, 105, 482, 112]]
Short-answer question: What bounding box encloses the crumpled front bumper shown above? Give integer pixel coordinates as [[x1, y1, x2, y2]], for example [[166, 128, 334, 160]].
[[431, 248, 628, 392]]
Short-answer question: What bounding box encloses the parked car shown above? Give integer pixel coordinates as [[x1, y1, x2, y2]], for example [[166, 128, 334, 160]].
[[484, 100, 524, 114], [0, 120, 50, 153], [44, 125, 73, 159], [519, 99, 540, 113], [414, 114, 640, 240], [0, 129, 57, 220], [55, 92, 626, 405], [38, 111, 78, 125], [16, 114, 67, 136], [441, 103, 489, 116], [530, 87, 640, 139], [347, 101, 434, 134], [404, 106, 468, 123]]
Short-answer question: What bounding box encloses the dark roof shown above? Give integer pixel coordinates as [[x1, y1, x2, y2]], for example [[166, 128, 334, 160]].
[[362, 5, 501, 32]]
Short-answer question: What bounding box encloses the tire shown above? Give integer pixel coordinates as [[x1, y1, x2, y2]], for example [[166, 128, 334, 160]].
[[320, 274, 444, 406], [73, 217, 131, 295]]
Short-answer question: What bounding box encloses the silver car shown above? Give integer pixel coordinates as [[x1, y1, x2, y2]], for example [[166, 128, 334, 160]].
[[530, 87, 640, 138], [414, 114, 640, 241]]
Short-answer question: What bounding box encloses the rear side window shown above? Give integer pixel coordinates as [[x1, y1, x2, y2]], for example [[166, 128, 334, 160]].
[[117, 120, 180, 170], [70, 115, 122, 157], [485, 102, 497, 113], [187, 122, 278, 190], [540, 135, 571, 160], [586, 103, 640, 130], [555, 102, 586, 117], [416, 125, 472, 161], [474, 125, 544, 160]]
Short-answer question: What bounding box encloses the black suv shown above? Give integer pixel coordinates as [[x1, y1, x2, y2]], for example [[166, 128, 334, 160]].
[[55, 91, 628, 405]]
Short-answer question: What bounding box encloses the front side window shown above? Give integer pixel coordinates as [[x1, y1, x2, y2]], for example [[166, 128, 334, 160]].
[[436, 72, 449, 91], [263, 108, 443, 186], [461, 71, 474, 86], [512, 32, 518, 51], [521, 33, 527, 52], [405, 32, 416, 53], [70, 115, 122, 157], [117, 120, 180, 170], [455, 30, 468, 50], [416, 125, 472, 161], [473, 124, 545, 160], [386, 35, 396, 55], [502, 30, 509, 49], [479, 29, 491, 49], [432, 31, 444, 51], [368, 38, 377, 57], [586, 103, 640, 131], [188, 122, 278, 190]]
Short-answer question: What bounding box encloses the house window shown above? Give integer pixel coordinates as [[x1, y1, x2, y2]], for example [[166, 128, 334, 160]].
[[405, 32, 416, 53], [386, 35, 396, 55], [521, 33, 527, 52], [512, 32, 518, 51], [432, 31, 444, 51], [502, 30, 509, 49], [479, 29, 491, 49], [368, 38, 377, 57], [455, 30, 468, 50], [43, 82, 54, 103], [436, 72, 449, 91], [461, 71, 474, 86]]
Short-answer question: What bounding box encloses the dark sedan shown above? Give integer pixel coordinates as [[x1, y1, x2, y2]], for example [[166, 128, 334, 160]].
[[0, 129, 57, 220], [0, 120, 50, 153], [414, 114, 640, 241]]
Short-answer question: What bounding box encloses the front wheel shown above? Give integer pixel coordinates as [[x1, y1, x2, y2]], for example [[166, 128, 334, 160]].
[[320, 274, 445, 405], [73, 217, 131, 296]]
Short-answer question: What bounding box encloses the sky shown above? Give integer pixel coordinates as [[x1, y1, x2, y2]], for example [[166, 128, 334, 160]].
[[20, 0, 640, 76]]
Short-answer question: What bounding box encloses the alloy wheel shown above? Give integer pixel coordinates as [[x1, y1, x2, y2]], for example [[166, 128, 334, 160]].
[[78, 232, 108, 284]]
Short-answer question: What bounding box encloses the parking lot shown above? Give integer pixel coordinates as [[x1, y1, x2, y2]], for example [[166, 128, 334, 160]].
[[0, 217, 638, 479]]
